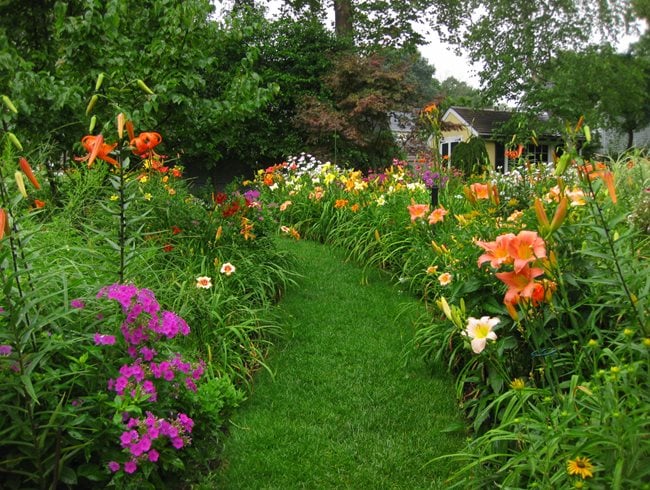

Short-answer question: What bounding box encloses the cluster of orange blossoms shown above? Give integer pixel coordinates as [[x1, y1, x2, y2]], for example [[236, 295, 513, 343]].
[[504, 144, 524, 160], [407, 200, 448, 225], [476, 230, 555, 317]]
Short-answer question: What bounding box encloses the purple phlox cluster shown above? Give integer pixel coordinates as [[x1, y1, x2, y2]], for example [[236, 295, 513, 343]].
[[0, 344, 12, 356], [422, 170, 449, 189], [108, 411, 194, 474], [96, 284, 190, 356], [243, 189, 260, 203], [107, 354, 204, 401]]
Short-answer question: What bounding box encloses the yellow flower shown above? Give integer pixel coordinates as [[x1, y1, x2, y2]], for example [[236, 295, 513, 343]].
[[110, 194, 119, 201], [143, 193, 152, 201], [567, 457, 594, 479], [643, 338, 650, 347], [426, 265, 438, 275], [587, 339, 598, 347], [509, 378, 526, 390]]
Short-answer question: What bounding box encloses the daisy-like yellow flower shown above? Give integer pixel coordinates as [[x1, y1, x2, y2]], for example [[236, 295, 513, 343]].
[[143, 193, 152, 201], [509, 378, 525, 390], [567, 457, 594, 479]]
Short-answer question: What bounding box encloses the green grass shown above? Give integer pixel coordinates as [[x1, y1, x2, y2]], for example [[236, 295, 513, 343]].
[[205, 238, 466, 489]]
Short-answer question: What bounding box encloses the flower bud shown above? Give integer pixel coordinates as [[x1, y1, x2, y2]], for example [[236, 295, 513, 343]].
[[95, 72, 105, 91], [7, 132, 23, 151], [2, 95, 18, 114], [19, 157, 41, 190], [550, 196, 568, 233], [85, 94, 98, 116], [0, 208, 8, 241], [88, 115, 97, 133], [15, 171, 27, 198], [136, 79, 154, 95]]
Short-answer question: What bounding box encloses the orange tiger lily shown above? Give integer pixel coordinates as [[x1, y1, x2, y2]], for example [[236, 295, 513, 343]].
[[75, 135, 119, 167], [130, 132, 162, 158]]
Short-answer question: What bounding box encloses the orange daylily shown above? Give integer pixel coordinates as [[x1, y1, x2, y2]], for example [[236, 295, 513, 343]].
[[76, 135, 119, 167], [469, 183, 490, 200], [495, 265, 545, 305], [428, 206, 448, 224], [130, 132, 162, 158], [408, 200, 430, 221], [33, 199, 46, 209], [507, 230, 546, 273], [476, 233, 515, 269]]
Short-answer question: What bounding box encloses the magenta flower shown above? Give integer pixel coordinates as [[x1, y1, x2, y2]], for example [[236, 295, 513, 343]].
[[123, 461, 137, 474], [70, 298, 85, 309], [0, 344, 12, 356], [107, 461, 120, 473], [148, 449, 160, 462], [93, 333, 116, 346]]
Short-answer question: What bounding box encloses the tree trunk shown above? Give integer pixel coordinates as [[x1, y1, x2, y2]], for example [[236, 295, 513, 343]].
[[333, 0, 353, 38], [627, 127, 634, 149]]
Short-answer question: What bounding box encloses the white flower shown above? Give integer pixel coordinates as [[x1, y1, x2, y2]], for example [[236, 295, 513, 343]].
[[220, 262, 236, 276], [462, 316, 499, 354], [196, 276, 212, 289]]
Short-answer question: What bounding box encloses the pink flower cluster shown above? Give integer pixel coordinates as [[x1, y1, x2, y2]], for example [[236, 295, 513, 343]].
[[95, 284, 190, 357], [93, 283, 204, 478], [107, 411, 194, 475]]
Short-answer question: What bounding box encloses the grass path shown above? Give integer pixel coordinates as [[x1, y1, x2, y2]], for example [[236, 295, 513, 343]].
[[208, 239, 465, 489]]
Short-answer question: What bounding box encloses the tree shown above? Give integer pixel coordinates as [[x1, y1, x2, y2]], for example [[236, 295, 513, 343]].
[[294, 49, 423, 168], [0, 0, 278, 178], [522, 45, 650, 149]]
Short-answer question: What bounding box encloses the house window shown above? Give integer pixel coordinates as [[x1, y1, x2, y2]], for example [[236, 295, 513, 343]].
[[525, 143, 550, 163], [440, 137, 461, 161]]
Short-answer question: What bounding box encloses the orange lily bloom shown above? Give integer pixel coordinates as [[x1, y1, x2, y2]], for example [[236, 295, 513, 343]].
[[469, 183, 490, 200], [496, 265, 545, 305], [408, 200, 430, 221], [34, 199, 46, 209], [130, 132, 162, 158], [428, 206, 447, 224], [476, 233, 515, 269], [507, 230, 546, 273], [76, 135, 119, 167]]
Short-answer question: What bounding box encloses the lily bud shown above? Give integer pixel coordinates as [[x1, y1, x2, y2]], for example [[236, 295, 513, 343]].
[[85, 94, 98, 116], [554, 153, 571, 176], [550, 197, 568, 233], [136, 79, 154, 95], [2, 95, 18, 114], [0, 208, 8, 241], [7, 132, 23, 151], [575, 115, 585, 133], [117, 113, 125, 139], [505, 301, 519, 321], [95, 72, 105, 91], [534, 198, 550, 233], [15, 171, 27, 198], [88, 115, 97, 133], [19, 158, 41, 190], [437, 296, 453, 322], [374, 229, 380, 242]]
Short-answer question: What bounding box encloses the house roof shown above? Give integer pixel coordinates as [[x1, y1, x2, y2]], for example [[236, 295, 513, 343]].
[[444, 107, 515, 137]]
